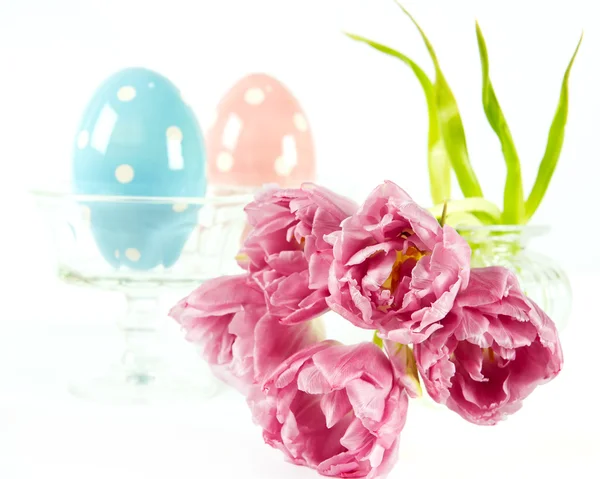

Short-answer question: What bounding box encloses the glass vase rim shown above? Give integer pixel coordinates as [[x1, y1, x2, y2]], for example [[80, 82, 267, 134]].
[[456, 224, 551, 236], [29, 187, 254, 207]]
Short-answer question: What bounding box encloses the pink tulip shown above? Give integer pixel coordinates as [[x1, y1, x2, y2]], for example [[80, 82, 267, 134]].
[[169, 275, 324, 394], [414, 266, 564, 425], [240, 183, 358, 324], [326, 181, 471, 343], [248, 340, 408, 479]]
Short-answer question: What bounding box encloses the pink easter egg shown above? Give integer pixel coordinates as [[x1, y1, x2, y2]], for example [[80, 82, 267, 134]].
[[206, 73, 316, 189]]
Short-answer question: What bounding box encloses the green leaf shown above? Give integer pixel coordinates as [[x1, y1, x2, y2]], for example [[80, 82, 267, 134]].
[[475, 22, 525, 224], [345, 33, 451, 204], [395, 1, 483, 198], [525, 33, 583, 220]]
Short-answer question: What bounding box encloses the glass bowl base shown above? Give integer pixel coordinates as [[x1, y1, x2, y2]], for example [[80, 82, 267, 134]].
[[68, 363, 221, 405]]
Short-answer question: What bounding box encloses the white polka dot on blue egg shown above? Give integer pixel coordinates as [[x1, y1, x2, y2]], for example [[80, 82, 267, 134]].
[[72, 67, 207, 271]]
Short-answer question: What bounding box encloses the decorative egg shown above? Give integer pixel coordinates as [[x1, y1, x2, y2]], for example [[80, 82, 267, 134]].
[[83, 202, 197, 271], [206, 73, 316, 189], [72, 67, 207, 270]]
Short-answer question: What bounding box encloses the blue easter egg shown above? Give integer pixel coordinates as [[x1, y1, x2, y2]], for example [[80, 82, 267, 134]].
[[87, 203, 199, 271], [73, 67, 207, 270]]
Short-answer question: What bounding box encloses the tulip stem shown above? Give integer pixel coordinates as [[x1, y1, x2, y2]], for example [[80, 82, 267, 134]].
[[372, 331, 384, 349], [440, 201, 448, 227]]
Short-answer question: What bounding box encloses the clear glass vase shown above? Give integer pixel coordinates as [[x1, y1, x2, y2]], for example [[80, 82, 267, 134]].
[[457, 225, 572, 331]]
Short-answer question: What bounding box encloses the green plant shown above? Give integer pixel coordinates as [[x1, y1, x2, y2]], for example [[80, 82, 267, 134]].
[[347, 1, 582, 226]]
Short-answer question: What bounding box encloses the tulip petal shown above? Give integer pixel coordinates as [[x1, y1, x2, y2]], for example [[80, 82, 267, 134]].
[[321, 390, 353, 428], [453, 341, 486, 382], [346, 378, 387, 424], [340, 418, 372, 452], [297, 364, 332, 395]]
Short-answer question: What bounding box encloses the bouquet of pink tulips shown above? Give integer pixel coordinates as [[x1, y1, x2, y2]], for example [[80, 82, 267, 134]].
[[170, 181, 563, 479]]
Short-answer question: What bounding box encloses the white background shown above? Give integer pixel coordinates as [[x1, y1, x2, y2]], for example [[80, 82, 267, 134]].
[[0, 1, 598, 478]]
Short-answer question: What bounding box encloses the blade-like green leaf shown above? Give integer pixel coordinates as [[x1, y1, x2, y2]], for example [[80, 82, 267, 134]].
[[395, 1, 483, 198], [345, 33, 451, 204], [475, 22, 525, 224], [525, 34, 583, 220]]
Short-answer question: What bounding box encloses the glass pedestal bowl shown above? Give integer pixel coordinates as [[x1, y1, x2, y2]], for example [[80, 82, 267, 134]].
[[31, 188, 252, 404]]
